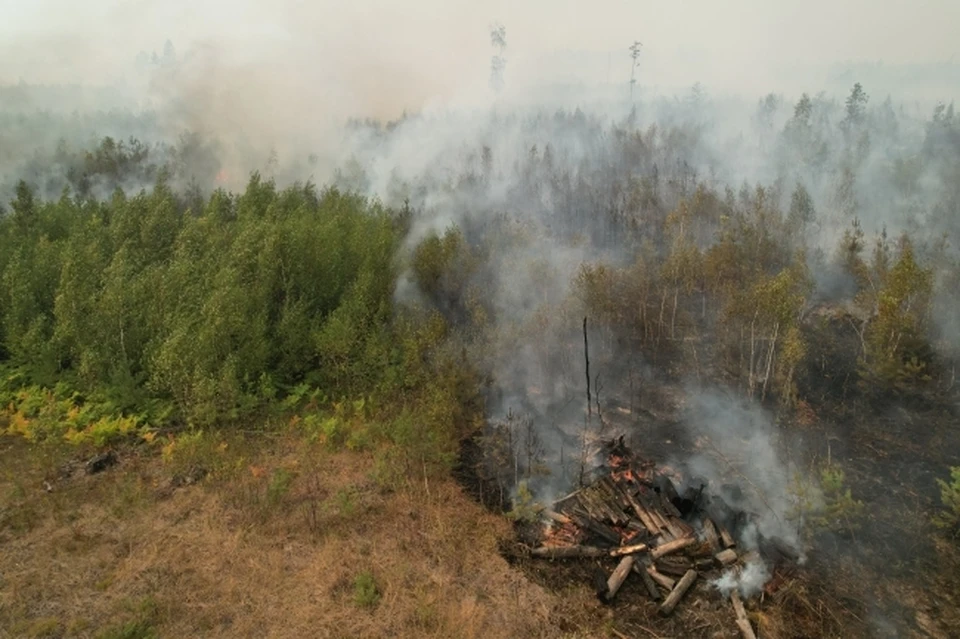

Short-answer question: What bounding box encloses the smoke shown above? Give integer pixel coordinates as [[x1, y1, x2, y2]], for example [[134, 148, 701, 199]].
[[710, 558, 771, 599], [3, 0, 959, 497], [679, 388, 805, 553]]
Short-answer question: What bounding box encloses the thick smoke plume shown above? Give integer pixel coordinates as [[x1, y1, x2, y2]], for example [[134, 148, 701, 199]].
[[680, 388, 804, 552]]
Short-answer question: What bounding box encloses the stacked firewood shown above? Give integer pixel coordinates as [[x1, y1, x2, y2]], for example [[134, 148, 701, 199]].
[[530, 438, 775, 637]]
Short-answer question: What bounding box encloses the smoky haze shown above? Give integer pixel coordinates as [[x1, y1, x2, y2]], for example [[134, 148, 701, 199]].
[[3, 0, 959, 110], [3, 0, 960, 598], [2, 0, 958, 192]]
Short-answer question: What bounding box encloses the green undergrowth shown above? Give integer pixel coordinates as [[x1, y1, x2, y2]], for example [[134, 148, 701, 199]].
[[0, 367, 164, 446]]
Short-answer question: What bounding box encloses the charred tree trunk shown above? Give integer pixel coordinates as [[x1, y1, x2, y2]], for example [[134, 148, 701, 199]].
[[583, 316, 591, 417]]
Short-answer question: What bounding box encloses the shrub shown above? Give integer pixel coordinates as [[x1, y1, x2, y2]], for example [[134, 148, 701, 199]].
[[934, 466, 960, 538], [817, 464, 865, 533], [353, 570, 381, 609]]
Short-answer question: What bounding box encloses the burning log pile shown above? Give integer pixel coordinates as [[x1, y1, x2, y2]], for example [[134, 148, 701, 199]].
[[529, 437, 797, 636]]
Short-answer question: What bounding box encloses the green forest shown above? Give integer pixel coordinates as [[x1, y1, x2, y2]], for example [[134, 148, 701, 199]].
[[2, 85, 958, 445]]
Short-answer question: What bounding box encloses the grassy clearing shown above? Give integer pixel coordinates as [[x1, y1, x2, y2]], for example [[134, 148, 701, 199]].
[[0, 432, 603, 639]]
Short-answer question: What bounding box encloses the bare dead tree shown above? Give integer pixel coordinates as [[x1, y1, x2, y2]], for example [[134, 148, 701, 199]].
[[584, 316, 591, 417], [594, 373, 606, 432], [490, 23, 507, 94], [629, 41, 643, 102]]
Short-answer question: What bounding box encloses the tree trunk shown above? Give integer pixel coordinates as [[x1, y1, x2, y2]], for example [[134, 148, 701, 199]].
[[583, 317, 591, 417], [748, 314, 757, 397], [658, 290, 667, 345], [671, 287, 679, 339], [761, 321, 780, 402]]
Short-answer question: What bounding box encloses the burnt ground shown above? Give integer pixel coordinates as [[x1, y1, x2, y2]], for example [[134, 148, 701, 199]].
[[456, 378, 960, 639]]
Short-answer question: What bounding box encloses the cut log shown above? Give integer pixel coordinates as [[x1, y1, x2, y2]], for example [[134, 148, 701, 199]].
[[644, 504, 674, 538], [568, 510, 622, 546], [695, 558, 715, 571], [634, 563, 662, 600], [584, 487, 627, 525], [531, 545, 608, 559], [575, 489, 607, 521], [731, 591, 757, 639], [599, 476, 631, 511], [589, 483, 626, 522], [655, 557, 693, 577], [717, 522, 736, 549], [624, 519, 647, 534], [715, 548, 739, 567], [659, 491, 683, 518], [702, 518, 722, 553], [651, 536, 697, 560], [658, 476, 681, 503], [624, 489, 661, 535], [664, 517, 688, 541], [542, 510, 572, 526], [645, 565, 676, 590], [610, 543, 648, 557], [730, 590, 747, 620], [605, 555, 636, 601], [669, 516, 695, 538], [688, 540, 718, 559], [659, 569, 698, 616], [736, 619, 758, 639]]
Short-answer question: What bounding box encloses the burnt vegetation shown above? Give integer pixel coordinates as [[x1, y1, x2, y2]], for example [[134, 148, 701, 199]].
[[2, 80, 960, 637]]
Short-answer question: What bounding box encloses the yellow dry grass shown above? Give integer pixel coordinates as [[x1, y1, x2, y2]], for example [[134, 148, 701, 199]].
[[0, 434, 606, 639]]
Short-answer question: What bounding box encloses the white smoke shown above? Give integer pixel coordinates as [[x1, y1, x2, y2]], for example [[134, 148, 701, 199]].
[[711, 558, 772, 599]]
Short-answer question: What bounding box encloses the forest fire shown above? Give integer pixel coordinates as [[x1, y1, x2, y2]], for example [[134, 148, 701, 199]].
[[528, 437, 798, 634]]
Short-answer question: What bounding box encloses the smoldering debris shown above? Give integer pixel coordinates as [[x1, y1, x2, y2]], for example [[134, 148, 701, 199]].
[[527, 436, 797, 630]]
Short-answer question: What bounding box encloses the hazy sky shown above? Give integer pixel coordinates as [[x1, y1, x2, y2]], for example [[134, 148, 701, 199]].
[[1, 0, 957, 112]]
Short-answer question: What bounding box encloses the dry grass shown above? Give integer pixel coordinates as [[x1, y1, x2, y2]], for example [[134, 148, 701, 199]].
[[0, 433, 606, 639], [6, 428, 957, 639]]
